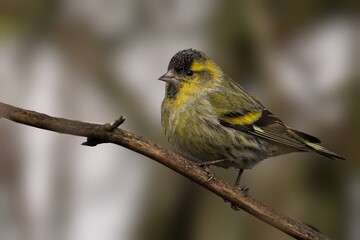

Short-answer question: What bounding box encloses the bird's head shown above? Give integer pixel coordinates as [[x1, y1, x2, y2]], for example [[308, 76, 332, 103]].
[[159, 49, 223, 99]]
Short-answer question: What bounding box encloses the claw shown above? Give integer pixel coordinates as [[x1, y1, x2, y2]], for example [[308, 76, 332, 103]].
[[196, 159, 228, 182], [231, 203, 241, 211], [225, 185, 250, 211], [239, 186, 249, 195], [196, 163, 215, 182], [204, 169, 215, 182]]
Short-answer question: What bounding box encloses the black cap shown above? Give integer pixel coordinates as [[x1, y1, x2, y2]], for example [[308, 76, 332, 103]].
[[168, 49, 205, 72]]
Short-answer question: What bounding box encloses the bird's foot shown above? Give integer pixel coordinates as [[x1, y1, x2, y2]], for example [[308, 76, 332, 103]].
[[226, 185, 250, 211], [196, 163, 215, 182], [237, 186, 249, 195], [196, 159, 227, 182]]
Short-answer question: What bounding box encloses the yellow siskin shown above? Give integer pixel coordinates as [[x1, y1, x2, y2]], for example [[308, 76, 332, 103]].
[[159, 48, 344, 187]]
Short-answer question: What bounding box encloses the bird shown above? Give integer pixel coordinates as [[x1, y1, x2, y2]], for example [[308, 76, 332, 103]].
[[159, 48, 344, 188]]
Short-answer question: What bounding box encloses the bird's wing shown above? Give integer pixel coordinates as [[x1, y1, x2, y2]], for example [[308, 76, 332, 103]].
[[208, 78, 312, 151]]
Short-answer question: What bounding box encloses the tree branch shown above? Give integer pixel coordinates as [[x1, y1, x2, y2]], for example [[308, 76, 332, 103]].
[[0, 101, 329, 240]]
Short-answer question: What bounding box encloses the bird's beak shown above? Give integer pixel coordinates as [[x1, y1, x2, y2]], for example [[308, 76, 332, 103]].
[[158, 68, 178, 85]]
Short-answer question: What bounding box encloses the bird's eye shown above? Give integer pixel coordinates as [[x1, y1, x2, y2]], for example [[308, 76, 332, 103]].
[[186, 70, 193, 76]]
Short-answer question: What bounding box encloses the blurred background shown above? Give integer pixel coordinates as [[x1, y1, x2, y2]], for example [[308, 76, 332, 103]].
[[0, 0, 359, 239]]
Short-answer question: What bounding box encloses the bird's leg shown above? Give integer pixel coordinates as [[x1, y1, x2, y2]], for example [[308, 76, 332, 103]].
[[231, 169, 249, 211], [196, 159, 227, 182], [234, 169, 249, 192], [197, 159, 228, 167], [234, 168, 243, 186]]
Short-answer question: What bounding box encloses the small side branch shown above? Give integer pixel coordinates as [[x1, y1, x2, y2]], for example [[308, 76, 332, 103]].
[[0, 102, 329, 240]]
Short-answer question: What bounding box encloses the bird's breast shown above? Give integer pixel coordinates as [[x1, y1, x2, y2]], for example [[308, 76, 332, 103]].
[[161, 98, 223, 161]]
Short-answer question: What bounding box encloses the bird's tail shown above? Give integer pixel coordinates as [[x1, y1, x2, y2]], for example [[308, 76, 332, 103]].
[[305, 142, 345, 160], [288, 128, 345, 160]]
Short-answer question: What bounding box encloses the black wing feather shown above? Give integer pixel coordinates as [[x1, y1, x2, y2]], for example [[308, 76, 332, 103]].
[[219, 110, 311, 151]]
